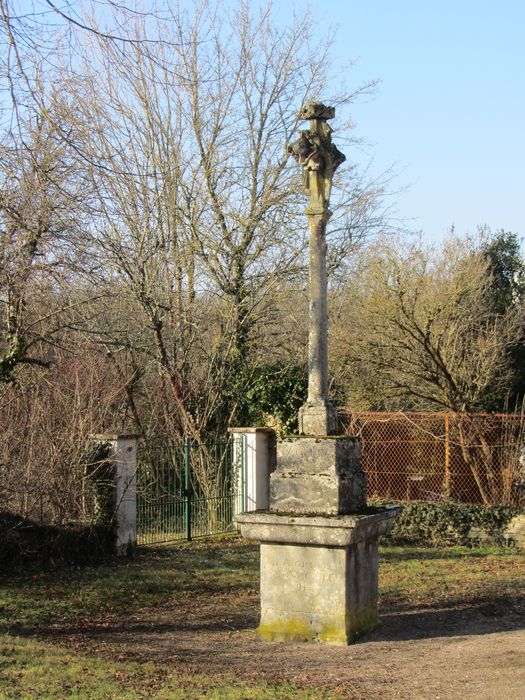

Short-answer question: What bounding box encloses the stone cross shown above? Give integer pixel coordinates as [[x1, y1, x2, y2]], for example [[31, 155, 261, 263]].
[[288, 101, 345, 435], [238, 108, 399, 644]]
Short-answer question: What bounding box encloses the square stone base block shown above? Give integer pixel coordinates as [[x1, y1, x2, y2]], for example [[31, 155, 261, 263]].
[[236, 509, 400, 645], [298, 402, 338, 436], [259, 540, 379, 644], [270, 436, 366, 515]]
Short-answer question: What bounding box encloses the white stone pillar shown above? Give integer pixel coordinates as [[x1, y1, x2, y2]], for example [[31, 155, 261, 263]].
[[92, 433, 139, 555], [230, 428, 276, 514]]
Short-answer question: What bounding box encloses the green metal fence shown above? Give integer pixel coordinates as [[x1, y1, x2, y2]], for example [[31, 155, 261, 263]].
[[136, 436, 244, 545]]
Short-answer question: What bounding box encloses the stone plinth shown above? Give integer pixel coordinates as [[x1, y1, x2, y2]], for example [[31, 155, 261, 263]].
[[298, 402, 338, 436], [236, 508, 400, 644], [270, 436, 366, 515]]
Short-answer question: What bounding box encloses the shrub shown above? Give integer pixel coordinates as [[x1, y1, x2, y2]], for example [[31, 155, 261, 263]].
[[0, 512, 115, 568], [0, 346, 127, 526], [379, 500, 522, 547], [240, 362, 307, 434]]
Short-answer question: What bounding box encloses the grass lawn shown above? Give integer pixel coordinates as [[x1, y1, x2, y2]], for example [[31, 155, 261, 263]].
[[0, 537, 523, 699], [0, 635, 330, 699]]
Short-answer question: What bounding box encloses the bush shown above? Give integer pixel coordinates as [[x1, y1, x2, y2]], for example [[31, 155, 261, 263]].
[[0, 512, 115, 568], [380, 501, 522, 547], [0, 346, 128, 527]]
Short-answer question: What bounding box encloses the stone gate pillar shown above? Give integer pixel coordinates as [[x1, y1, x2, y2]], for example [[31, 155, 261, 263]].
[[91, 433, 139, 555], [230, 427, 276, 514]]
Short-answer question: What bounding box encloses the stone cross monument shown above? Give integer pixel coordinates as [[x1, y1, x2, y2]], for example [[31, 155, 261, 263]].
[[287, 101, 345, 436], [269, 102, 365, 516], [236, 100, 400, 645]]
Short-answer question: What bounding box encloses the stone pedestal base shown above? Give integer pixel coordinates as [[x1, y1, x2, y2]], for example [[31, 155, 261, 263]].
[[298, 401, 338, 436], [270, 437, 366, 515], [236, 509, 400, 644]]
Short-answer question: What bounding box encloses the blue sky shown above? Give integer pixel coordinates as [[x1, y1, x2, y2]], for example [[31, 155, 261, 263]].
[[39, 0, 523, 244], [273, 0, 525, 243]]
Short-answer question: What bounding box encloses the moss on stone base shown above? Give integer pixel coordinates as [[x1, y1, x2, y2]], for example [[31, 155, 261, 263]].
[[258, 618, 314, 643], [257, 605, 379, 645], [345, 604, 379, 640]]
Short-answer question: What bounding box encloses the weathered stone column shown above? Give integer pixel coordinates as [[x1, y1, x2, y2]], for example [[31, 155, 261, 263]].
[[287, 102, 345, 436], [300, 209, 337, 435]]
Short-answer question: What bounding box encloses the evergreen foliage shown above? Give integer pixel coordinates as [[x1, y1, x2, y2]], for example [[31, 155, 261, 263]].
[[237, 363, 308, 434], [381, 500, 522, 547]]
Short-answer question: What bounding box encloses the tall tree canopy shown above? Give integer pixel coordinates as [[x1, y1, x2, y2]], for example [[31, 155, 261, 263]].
[[1, 0, 396, 436], [332, 232, 524, 414]]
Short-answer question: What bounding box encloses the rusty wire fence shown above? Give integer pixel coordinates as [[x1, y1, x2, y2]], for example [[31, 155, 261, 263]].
[[340, 411, 525, 507]]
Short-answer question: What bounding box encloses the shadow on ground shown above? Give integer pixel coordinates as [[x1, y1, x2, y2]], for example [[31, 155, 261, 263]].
[[7, 591, 522, 650], [369, 601, 524, 642]]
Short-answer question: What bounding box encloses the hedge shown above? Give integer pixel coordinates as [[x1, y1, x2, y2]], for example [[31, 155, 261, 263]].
[[379, 501, 522, 547], [0, 512, 115, 568]]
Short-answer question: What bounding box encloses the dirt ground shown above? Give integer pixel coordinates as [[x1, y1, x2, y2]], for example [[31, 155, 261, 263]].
[[47, 584, 525, 699]]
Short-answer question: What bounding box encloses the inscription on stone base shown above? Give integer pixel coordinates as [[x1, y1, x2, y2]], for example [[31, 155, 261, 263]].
[[258, 541, 379, 644]]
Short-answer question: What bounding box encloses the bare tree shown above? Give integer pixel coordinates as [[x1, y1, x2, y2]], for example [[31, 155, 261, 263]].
[[334, 234, 525, 503], [0, 100, 89, 382], [56, 1, 387, 436], [1, 0, 399, 440]]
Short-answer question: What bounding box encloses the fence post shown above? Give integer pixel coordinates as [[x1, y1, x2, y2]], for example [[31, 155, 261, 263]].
[[230, 428, 276, 514], [92, 433, 139, 556], [444, 414, 450, 496], [184, 438, 192, 541]]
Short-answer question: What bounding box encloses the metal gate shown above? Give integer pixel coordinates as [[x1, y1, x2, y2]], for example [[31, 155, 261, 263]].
[[136, 436, 244, 545]]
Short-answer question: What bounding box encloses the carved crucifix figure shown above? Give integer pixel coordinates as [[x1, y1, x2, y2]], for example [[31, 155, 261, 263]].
[[288, 101, 345, 435]]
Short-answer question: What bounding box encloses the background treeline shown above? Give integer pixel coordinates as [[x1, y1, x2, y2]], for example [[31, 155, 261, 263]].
[[1, 2, 524, 523]]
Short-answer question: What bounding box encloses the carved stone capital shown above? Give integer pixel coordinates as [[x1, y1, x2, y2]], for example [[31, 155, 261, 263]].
[[287, 102, 345, 211], [298, 101, 335, 121]]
